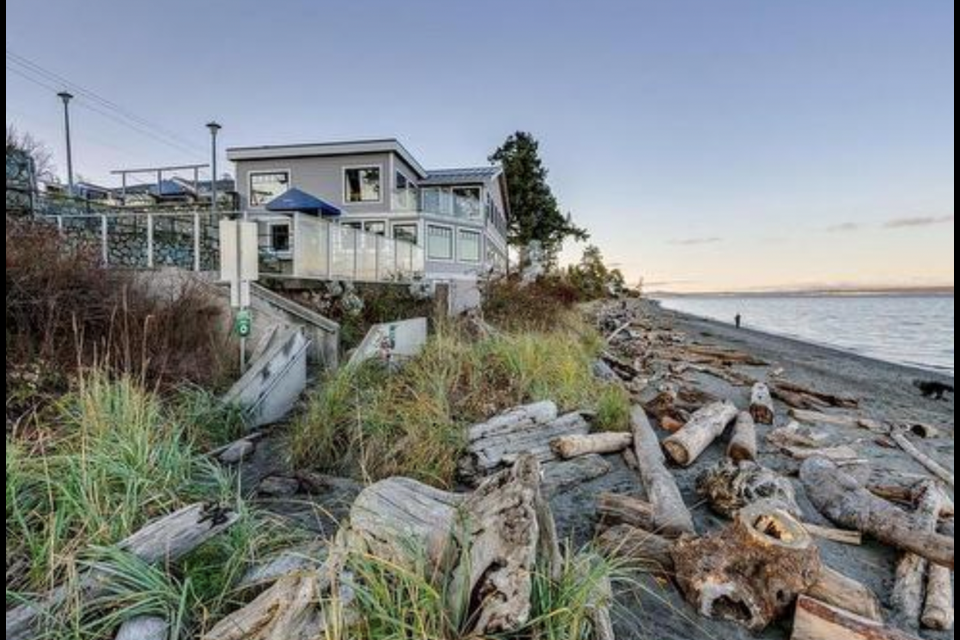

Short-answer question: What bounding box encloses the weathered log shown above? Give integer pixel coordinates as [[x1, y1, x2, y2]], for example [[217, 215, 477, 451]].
[[727, 411, 758, 462], [750, 383, 775, 425], [684, 345, 768, 366], [672, 500, 822, 632], [807, 566, 883, 623], [202, 573, 328, 640], [781, 444, 863, 463], [541, 454, 612, 497], [7, 504, 239, 640], [631, 407, 696, 536], [792, 596, 923, 640], [596, 493, 657, 533], [663, 400, 739, 466], [697, 459, 801, 518], [239, 542, 328, 591], [773, 386, 824, 411], [800, 458, 954, 570], [596, 524, 676, 573], [588, 577, 616, 640], [922, 561, 954, 631], [467, 401, 559, 443], [892, 482, 948, 628], [116, 617, 169, 640], [790, 409, 884, 433], [768, 422, 829, 449], [889, 428, 954, 489], [461, 411, 589, 481], [550, 432, 633, 460], [803, 523, 862, 546], [775, 382, 859, 409]]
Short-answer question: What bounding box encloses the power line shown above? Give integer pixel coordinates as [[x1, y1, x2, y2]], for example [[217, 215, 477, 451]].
[[6, 50, 207, 158]]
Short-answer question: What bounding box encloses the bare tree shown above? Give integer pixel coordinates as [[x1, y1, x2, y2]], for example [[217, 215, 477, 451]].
[[6, 124, 57, 181]]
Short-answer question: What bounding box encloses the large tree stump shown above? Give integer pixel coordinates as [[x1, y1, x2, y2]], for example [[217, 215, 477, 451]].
[[697, 459, 801, 518], [204, 457, 565, 640], [750, 383, 776, 425], [792, 596, 923, 640], [630, 407, 696, 536], [663, 401, 739, 467], [671, 500, 822, 633], [800, 458, 954, 570]]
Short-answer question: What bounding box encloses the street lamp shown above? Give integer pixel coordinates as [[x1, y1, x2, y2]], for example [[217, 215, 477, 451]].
[[57, 91, 75, 195], [206, 121, 222, 214]]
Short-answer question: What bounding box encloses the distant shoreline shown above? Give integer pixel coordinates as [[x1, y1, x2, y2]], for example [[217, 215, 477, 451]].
[[651, 286, 954, 299]]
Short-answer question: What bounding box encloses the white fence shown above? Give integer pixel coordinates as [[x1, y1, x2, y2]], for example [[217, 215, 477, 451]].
[[46, 211, 425, 283]]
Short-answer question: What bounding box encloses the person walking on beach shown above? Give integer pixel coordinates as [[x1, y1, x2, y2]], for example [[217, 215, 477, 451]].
[[735, 313, 743, 329]]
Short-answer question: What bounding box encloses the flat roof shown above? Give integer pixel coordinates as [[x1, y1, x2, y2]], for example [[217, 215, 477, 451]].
[[226, 138, 429, 178]]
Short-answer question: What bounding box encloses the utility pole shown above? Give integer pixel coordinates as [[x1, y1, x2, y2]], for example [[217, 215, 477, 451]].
[[207, 121, 222, 214], [57, 91, 75, 196]]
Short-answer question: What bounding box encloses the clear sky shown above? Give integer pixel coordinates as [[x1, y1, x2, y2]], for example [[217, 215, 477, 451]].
[[6, 0, 955, 292]]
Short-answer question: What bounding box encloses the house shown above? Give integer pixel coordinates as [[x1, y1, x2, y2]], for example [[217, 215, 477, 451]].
[[113, 177, 237, 208], [226, 139, 510, 283]]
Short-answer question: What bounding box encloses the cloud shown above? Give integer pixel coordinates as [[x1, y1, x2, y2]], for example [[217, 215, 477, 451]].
[[669, 236, 723, 246], [884, 215, 955, 229], [827, 222, 862, 233]]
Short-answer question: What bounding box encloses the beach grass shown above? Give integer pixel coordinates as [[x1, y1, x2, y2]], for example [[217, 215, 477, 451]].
[[290, 313, 631, 488]]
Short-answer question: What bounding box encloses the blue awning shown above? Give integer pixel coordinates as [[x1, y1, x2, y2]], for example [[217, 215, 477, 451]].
[[265, 188, 342, 217]]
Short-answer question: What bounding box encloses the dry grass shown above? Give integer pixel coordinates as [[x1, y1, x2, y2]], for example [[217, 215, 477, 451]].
[[290, 314, 631, 488]]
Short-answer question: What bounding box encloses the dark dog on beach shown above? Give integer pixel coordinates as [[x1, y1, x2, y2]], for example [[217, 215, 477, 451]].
[[914, 380, 954, 401]]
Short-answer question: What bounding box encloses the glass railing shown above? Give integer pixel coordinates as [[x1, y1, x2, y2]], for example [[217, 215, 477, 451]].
[[44, 211, 425, 283]]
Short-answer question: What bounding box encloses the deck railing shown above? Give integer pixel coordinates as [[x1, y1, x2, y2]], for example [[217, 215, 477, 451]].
[[43, 211, 425, 283]]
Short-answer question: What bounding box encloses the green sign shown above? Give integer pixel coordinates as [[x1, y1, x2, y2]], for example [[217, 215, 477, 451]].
[[235, 310, 253, 338]]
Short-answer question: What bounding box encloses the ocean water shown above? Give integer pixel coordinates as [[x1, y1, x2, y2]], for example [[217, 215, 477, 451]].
[[656, 295, 955, 375]]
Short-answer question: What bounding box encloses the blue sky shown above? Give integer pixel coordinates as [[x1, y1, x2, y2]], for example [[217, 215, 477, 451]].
[[6, 0, 955, 291]]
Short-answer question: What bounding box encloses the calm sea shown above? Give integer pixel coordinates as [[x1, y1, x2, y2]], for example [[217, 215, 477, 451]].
[[656, 294, 955, 375]]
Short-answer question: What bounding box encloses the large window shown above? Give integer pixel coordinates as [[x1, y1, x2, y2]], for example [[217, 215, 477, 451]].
[[394, 171, 418, 210], [249, 171, 290, 208], [427, 225, 454, 260], [453, 187, 482, 219], [393, 223, 419, 245], [459, 230, 482, 263], [364, 221, 387, 236], [344, 167, 382, 203], [269, 223, 291, 254]]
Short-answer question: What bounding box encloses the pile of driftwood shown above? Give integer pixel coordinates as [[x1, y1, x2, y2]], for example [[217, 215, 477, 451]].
[[202, 455, 614, 640], [589, 300, 955, 639]]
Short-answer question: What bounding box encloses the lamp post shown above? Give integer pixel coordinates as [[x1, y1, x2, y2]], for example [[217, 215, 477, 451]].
[[206, 121, 222, 214], [57, 91, 75, 196]]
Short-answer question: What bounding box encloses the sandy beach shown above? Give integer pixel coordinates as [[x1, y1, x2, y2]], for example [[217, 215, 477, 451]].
[[550, 300, 955, 640]]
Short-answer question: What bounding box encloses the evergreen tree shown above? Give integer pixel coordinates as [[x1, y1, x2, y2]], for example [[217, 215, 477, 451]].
[[490, 132, 588, 263]]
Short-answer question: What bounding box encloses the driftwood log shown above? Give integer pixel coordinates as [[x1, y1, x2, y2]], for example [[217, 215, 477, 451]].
[[663, 400, 739, 467], [727, 411, 758, 462], [776, 382, 859, 409], [672, 500, 822, 632], [596, 493, 657, 534], [792, 596, 923, 640], [206, 457, 568, 640], [889, 428, 954, 489], [630, 407, 696, 536], [697, 459, 801, 518], [116, 617, 169, 640], [807, 567, 883, 622], [551, 432, 633, 460], [922, 558, 954, 631], [750, 383, 775, 425], [891, 481, 948, 628], [7, 504, 239, 640], [789, 409, 884, 433], [597, 524, 676, 574], [800, 458, 954, 570], [803, 523, 862, 546], [460, 402, 591, 481]]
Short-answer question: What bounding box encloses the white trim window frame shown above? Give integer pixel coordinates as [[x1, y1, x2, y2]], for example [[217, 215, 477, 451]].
[[342, 164, 384, 205], [426, 223, 455, 262], [248, 169, 291, 209], [363, 220, 388, 236], [392, 222, 420, 246], [458, 228, 482, 264], [267, 220, 293, 258]]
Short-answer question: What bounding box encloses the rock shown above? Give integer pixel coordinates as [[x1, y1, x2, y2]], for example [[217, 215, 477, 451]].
[[219, 439, 256, 465], [258, 476, 301, 498]]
